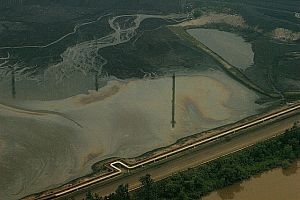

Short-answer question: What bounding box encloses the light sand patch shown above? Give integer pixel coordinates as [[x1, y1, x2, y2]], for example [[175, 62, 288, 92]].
[[74, 81, 124, 105], [273, 28, 300, 41], [177, 13, 248, 28]]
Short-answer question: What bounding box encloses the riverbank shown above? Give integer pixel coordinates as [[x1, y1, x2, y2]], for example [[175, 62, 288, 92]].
[[93, 126, 300, 200], [143, 127, 300, 200], [204, 161, 300, 200]]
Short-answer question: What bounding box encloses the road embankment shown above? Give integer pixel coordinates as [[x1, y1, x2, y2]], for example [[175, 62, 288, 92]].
[[72, 110, 300, 200], [22, 102, 300, 200]]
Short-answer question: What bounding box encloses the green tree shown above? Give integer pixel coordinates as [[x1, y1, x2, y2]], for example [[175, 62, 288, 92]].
[[138, 174, 157, 200], [114, 184, 131, 200], [86, 191, 94, 200], [94, 193, 103, 200], [193, 8, 203, 18], [177, 189, 189, 200]]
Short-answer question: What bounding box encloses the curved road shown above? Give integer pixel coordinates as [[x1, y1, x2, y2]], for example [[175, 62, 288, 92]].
[[26, 103, 300, 200]]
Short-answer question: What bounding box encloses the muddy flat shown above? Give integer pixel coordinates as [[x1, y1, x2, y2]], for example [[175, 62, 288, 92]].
[[0, 70, 264, 200]]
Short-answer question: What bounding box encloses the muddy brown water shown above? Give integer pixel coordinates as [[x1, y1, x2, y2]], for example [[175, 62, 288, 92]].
[[203, 161, 300, 200]]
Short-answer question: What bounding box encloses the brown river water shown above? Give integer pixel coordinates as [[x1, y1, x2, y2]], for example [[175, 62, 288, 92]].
[[203, 161, 300, 200]]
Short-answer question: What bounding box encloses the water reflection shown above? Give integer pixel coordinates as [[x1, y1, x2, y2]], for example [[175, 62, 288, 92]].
[[217, 183, 244, 199], [204, 161, 300, 200], [282, 162, 298, 176]]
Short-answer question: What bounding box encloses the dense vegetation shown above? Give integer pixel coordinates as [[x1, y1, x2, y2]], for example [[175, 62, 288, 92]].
[[80, 126, 300, 200]]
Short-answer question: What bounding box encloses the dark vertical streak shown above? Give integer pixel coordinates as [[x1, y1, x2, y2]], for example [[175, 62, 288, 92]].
[[95, 73, 99, 91], [11, 69, 16, 99], [171, 73, 176, 128]]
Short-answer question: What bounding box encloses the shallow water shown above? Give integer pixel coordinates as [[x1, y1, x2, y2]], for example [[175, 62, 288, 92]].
[[187, 28, 254, 70], [203, 161, 300, 200]]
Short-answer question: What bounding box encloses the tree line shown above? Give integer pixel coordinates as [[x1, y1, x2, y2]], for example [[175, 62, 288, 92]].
[[70, 126, 300, 200]]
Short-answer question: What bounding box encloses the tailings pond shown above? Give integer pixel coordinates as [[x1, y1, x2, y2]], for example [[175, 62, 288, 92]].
[[187, 28, 254, 70], [0, 15, 267, 200], [0, 70, 265, 200]]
